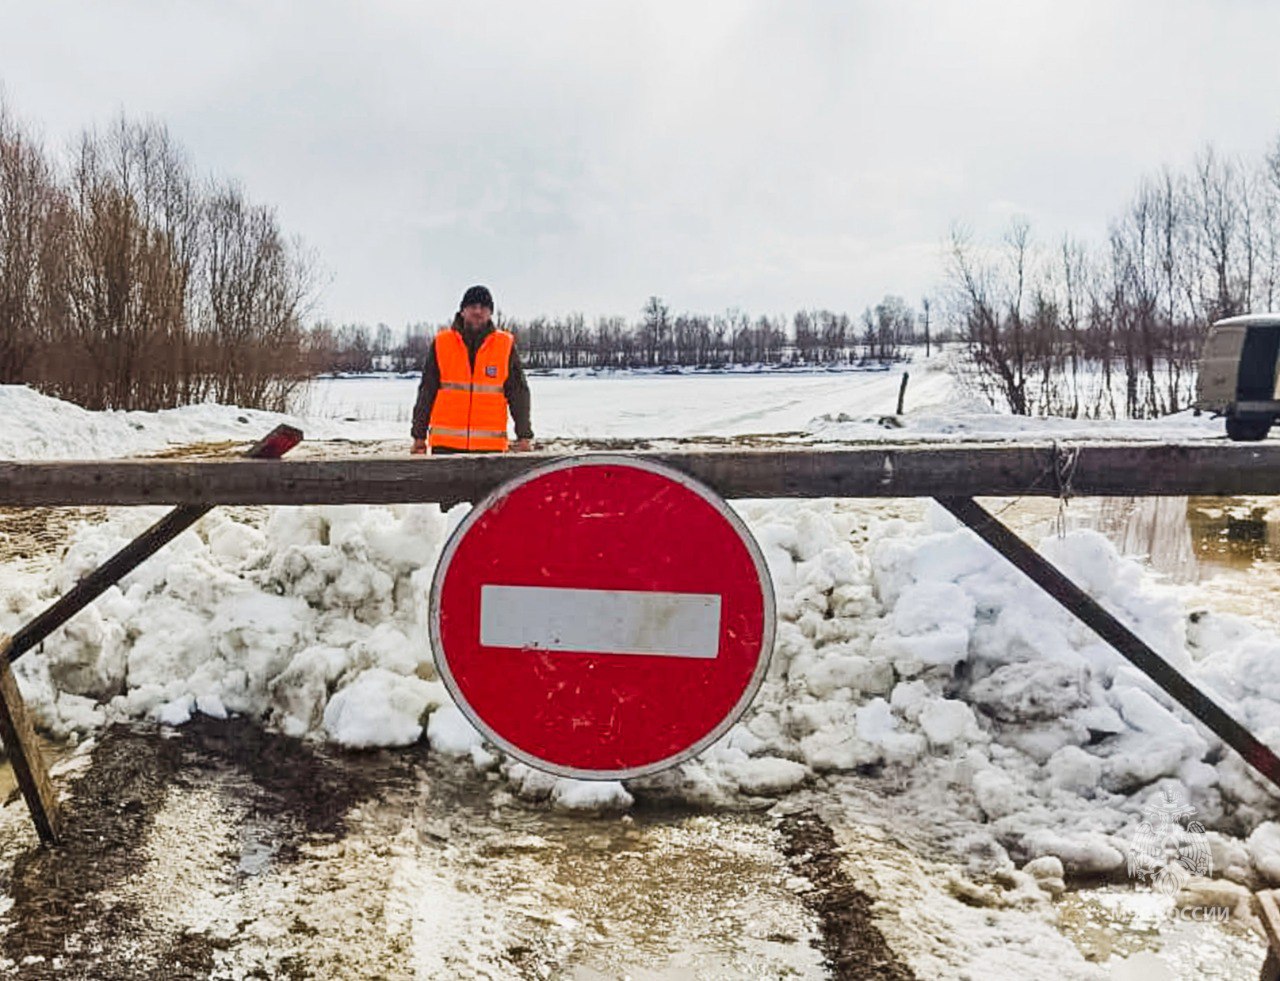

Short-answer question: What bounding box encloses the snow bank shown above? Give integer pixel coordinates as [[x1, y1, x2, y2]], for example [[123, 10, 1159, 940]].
[[808, 406, 1222, 443], [720, 500, 1280, 880], [3, 504, 454, 753], [0, 385, 296, 460], [0, 384, 392, 460]]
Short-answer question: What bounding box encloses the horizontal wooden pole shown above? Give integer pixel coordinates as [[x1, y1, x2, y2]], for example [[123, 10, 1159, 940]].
[[1, 442, 1279, 506]]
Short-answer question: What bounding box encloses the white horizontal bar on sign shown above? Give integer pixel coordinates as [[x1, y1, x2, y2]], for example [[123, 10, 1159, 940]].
[[479, 585, 722, 658]]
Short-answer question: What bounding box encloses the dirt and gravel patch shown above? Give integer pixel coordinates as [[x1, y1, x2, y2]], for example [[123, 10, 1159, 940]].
[[0, 718, 402, 979], [0, 507, 107, 567]]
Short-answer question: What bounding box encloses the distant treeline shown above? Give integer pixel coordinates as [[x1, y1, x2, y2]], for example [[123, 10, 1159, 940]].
[[950, 138, 1280, 419], [311, 294, 952, 374], [0, 99, 314, 411]]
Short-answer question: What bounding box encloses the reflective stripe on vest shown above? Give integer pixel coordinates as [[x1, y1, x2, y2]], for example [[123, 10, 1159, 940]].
[[428, 328, 513, 452], [430, 426, 509, 440], [440, 381, 504, 394]]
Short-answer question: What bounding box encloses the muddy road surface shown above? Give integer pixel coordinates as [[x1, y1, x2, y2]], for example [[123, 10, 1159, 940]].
[[0, 718, 913, 979]]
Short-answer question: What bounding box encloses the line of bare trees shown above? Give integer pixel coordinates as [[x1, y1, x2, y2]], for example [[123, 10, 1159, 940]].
[[0, 98, 315, 411], [951, 139, 1280, 419], [311, 294, 942, 374]]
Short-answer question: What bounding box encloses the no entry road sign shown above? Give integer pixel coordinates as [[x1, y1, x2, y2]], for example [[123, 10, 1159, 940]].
[[429, 456, 775, 779]]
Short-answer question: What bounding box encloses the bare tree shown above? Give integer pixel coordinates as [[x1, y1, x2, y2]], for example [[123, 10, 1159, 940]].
[[640, 295, 670, 367], [1261, 136, 1280, 311], [199, 180, 314, 409], [1192, 147, 1252, 321], [0, 99, 320, 412], [56, 118, 202, 409], [0, 99, 67, 384], [949, 221, 1034, 414]]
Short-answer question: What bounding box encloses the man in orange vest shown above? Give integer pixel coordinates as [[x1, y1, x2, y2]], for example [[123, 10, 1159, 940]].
[[410, 285, 533, 455]]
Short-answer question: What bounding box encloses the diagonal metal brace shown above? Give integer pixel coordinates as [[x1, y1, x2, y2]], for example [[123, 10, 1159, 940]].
[[936, 496, 1280, 795]]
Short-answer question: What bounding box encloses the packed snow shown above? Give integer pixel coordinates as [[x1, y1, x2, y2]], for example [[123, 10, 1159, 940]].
[[0, 365, 1277, 898]]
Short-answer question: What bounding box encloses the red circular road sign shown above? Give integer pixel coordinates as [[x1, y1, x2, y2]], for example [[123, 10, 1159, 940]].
[[429, 456, 775, 780]]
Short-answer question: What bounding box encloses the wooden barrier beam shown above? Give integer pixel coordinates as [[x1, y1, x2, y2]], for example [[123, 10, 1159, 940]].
[[0, 635, 61, 844], [2, 441, 1280, 507]]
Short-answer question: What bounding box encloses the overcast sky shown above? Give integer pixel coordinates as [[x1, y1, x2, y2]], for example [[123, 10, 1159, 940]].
[[3, 1, 1280, 326]]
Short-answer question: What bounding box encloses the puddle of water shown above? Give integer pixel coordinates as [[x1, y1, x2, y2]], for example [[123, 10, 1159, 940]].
[[995, 494, 1280, 633], [1186, 499, 1280, 568], [237, 822, 278, 876], [998, 494, 1280, 580], [989, 496, 1196, 580]]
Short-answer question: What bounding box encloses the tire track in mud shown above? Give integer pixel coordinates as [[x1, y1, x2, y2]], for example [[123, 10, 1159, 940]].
[[778, 810, 916, 981]]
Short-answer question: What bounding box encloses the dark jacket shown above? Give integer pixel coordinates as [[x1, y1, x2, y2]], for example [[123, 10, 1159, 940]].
[[410, 317, 533, 442]]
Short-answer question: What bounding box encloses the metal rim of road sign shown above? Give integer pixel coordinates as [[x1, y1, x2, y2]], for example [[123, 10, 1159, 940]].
[[428, 454, 777, 781]]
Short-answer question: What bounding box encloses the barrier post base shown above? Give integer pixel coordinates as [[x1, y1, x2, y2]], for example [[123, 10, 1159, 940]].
[[0, 635, 61, 844]]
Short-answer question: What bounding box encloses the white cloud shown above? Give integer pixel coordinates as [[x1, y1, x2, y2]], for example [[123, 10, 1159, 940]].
[[2, 0, 1280, 323]]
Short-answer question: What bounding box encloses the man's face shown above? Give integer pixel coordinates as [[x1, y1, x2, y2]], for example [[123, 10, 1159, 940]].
[[461, 304, 491, 329]]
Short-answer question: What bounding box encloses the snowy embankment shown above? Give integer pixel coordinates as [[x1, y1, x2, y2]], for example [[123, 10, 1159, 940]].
[[1, 371, 1278, 890], [0, 385, 390, 461]]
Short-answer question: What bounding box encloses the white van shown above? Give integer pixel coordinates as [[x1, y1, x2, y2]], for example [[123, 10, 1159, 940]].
[[1195, 314, 1280, 440]]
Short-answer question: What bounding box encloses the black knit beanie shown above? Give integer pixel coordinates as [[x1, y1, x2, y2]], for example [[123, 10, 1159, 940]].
[[460, 285, 494, 311]]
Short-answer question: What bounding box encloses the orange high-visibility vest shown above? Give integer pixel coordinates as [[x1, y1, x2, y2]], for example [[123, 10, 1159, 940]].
[[428, 328, 514, 452]]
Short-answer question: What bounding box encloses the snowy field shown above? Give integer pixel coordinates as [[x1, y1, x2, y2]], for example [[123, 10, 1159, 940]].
[[0, 354, 1227, 461], [304, 359, 1228, 445], [303, 365, 963, 441], [0, 361, 1276, 977]]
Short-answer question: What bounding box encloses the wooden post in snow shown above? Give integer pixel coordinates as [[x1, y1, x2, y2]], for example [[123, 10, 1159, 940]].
[[1255, 890, 1280, 980], [0, 634, 61, 844]]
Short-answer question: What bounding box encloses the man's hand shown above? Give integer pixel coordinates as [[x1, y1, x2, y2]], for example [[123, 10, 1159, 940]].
[[410, 438, 428, 455], [513, 438, 533, 453]]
